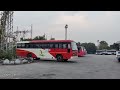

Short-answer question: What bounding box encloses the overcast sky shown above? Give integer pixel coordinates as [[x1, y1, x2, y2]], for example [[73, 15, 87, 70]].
[[2, 11, 120, 45]]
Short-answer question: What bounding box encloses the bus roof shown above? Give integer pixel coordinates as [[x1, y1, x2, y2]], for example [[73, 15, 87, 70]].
[[107, 50, 116, 51], [17, 41, 30, 43], [96, 50, 104, 51], [31, 40, 74, 43], [17, 40, 74, 43]]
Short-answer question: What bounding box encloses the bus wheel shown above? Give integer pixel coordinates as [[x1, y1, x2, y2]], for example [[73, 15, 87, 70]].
[[56, 55, 63, 62], [27, 53, 32, 58]]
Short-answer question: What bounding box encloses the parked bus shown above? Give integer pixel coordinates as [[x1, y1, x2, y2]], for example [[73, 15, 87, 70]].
[[77, 46, 87, 57], [96, 50, 103, 55], [96, 49, 116, 55], [16, 40, 78, 61], [107, 50, 116, 55]]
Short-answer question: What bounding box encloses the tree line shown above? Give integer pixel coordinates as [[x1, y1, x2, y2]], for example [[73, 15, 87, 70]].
[[77, 41, 119, 54], [20, 34, 55, 41]]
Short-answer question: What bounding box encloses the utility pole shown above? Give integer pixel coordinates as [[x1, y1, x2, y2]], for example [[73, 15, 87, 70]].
[[0, 11, 15, 59], [31, 24, 32, 40], [97, 40, 100, 50], [65, 24, 68, 40], [51, 35, 52, 39], [14, 25, 32, 41]]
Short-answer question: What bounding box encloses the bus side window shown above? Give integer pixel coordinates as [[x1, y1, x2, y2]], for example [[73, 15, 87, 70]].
[[33, 44, 37, 48], [44, 43, 49, 49], [45, 43, 49, 49], [42, 44, 48, 49], [36, 44, 39, 48], [26, 43, 30, 48], [30, 43, 34, 48], [39, 44, 42, 48], [41, 44, 45, 49], [55, 44, 58, 48], [49, 44, 52, 48], [63, 44, 67, 49], [50, 43, 55, 48], [47, 43, 50, 48], [31, 43, 35, 48], [25, 43, 28, 48], [39, 43, 42, 48], [21, 43, 25, 48], [68, 44, 71, 49], [59, 43, 63, 49], [28, 44, 31, 48], [43, 44, 46, 48], [17, 43, 21, 48]]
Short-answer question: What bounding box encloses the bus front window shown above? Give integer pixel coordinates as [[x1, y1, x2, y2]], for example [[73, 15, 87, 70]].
[[71, 42, 78, 51]]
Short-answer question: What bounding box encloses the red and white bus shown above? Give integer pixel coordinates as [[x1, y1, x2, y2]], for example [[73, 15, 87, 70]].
[[16, 40, 78, 61], [77, 46, 87, 57]]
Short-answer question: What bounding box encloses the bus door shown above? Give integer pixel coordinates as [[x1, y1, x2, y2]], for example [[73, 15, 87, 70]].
[[67, 43, 71, 53]]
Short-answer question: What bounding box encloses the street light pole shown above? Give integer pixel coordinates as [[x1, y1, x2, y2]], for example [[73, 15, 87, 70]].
[[31, 24, 33, 40], [65, 24, 68, 40]]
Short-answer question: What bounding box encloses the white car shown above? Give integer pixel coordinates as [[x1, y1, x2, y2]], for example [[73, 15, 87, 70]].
[[116, 51, 120, 62]]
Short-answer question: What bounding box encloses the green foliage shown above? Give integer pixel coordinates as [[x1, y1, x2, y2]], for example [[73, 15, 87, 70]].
[[20, 38, 32, 41], [99, 41, 109, 50], [81, 42, 97, 54], [20, 38, 24, 41], [110, 43, 119, 50], [0, 50, 12, 60], [33, 35, 46, 40], [87, 43, 97, 54], [50, 38, 55, 40], [20, 34, 57, 41], [0, 47, 16, 60]]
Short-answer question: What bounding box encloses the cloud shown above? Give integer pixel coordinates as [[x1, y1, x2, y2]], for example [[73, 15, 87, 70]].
[[7, 11, 120, 45], [53, 13, 93, 30], [13, 11, 61, 27]]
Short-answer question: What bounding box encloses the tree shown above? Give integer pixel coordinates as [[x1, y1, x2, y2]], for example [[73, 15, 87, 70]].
[[81, 43, 87, 49], [87, 43, 97, 54], [33, 35, 46, 40], [110, 43, 119, 50], [20, 38, 32, 41], [20, 34, 47, 41], [50, 38, 55, 40], [81, 42, 97, 54], [20, 38, 24, 41], [99, 41, 109, 50]]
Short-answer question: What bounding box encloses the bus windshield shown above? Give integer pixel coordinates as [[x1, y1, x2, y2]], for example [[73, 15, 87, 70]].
[[71, 42, 78, 50]]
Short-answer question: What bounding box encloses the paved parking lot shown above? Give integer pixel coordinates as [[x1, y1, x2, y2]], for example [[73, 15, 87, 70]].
[[0, 54, 120, 79]]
